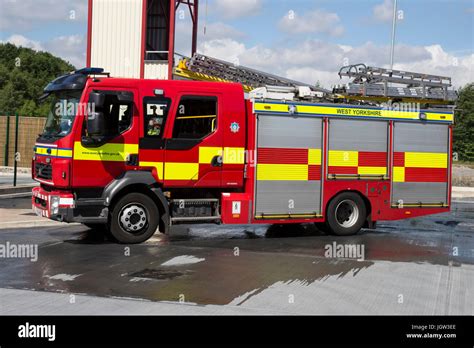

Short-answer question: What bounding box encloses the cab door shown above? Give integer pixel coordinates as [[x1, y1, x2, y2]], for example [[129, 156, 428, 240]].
[[72, 88, 139, 188], [164, 93, 223, 187], [138, 95, 172, 183]]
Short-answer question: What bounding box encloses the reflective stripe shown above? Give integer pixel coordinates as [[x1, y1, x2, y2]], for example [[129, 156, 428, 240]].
[[35, 146, 72, 158], [328, 150, 358, 167], [140, 147, 245, 181], [393, 167, 405, 182], [257, 164, 308, 181], [258, 148, 307, 164], [308, 149, 322, 165], [405, 167, 447, 182], [36, 147, 54, 156], [404, 152, 448, 168], [358, 166, 387, 175], [57, 149, 73, 158], [223, 147, 245, 164], [199, 147, 222, 164], [140, 161, 164, 180], [254, 102, 453, 123], [73, 142, 138, 161], [164, 163, 199, 180]]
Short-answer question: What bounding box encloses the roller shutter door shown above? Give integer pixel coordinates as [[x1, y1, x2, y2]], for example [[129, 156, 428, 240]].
[[255, 115, 323, 217], [327, 119, 389, 178], [392, 122, 449, 205]]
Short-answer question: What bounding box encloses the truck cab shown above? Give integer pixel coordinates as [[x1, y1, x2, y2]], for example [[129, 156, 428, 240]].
[[32, 68, 247, 243]]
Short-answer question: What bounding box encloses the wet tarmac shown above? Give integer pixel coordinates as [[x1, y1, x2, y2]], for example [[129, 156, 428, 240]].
[[0, 198, 473, 314]]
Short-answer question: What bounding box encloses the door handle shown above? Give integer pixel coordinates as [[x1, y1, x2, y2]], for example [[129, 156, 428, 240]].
[[211, 155, 223, 167], [126, 154, 139, 166]]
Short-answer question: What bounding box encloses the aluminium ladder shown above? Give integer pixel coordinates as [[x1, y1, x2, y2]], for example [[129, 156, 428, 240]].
[[174, 53, 331, 95], [334, 63, 457, 103]]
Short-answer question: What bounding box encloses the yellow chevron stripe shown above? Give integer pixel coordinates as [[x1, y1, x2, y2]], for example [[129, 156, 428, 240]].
[[174, 68, 254, 92]]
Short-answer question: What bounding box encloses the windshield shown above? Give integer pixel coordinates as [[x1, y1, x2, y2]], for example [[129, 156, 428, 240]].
[[42, 90, 82, 137]]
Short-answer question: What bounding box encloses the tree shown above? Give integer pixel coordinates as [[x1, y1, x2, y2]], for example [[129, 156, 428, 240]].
[[453, 83, 474, 162], [0, 43, 75, 116]]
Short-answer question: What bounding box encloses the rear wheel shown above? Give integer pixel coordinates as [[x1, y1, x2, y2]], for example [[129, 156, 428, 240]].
[[326, 192, 366, 236], [109, 193, 159, 244]]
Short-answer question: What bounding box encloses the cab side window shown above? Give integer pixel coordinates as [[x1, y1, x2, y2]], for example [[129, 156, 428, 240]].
[[144, 97, 171, 138], [101, 93, 133, 136], [172, 96, 217, 139]]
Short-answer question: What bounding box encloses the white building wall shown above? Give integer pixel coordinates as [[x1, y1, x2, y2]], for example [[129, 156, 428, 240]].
[[90, 0, 143, 78], [144, 61, 168, 80]]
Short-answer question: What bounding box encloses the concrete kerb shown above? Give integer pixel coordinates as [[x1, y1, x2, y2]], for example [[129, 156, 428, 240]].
[[0, 184, 38, 197]]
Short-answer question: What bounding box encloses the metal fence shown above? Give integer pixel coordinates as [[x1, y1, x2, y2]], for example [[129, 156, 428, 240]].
[[0, 115, 46, 169]]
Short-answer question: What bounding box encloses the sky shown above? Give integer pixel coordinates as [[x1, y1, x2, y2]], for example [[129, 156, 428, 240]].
[[1, 0, 473, 88]]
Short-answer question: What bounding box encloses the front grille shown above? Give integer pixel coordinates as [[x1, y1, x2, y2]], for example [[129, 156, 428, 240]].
[[34, 196, 47, 208], [35, 163, 52, 180]]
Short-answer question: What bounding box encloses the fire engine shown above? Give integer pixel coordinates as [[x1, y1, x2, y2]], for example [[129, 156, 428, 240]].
[[31, 0, 456, 243], [31, 53, 456, 243]]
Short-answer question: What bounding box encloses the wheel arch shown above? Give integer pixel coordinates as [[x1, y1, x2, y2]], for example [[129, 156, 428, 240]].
[[326, 189, 372, 226], [103, 171, 170, 234]]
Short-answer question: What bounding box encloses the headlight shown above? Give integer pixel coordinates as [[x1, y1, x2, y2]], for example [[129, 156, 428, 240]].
[[50, 196, 60, 215]]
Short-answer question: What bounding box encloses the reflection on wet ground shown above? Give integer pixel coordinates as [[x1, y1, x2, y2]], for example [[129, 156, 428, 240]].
[[0, 201, 473, 308]]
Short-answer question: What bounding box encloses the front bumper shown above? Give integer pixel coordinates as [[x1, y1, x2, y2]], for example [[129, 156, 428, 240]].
[[32, 186, 74, 221], [32, 186, 109, 224]]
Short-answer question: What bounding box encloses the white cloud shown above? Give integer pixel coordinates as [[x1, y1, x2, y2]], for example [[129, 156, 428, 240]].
[[373, 0, 394, 22], [175, 17, 246, 57], [199, 39, 246, 63], [3, 34, 86, 68], [0, 0, 87, 30], [279, 9, 344, 36], [197, 38, 473, 89], [43, 35, 86, 68], [200, 22, 246, 41], [214, 0, 263, 19], [395, 45, 474, 89], [3, 34, 44, 51]]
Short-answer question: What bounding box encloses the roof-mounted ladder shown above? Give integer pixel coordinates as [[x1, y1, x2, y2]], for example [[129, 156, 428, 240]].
[[335, 63, 457, 103], [174, 53, 330, 97]]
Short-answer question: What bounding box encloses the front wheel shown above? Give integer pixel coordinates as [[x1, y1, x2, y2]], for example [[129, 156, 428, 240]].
[[109, 193, 159, 244], [326, 192, 366, 236]]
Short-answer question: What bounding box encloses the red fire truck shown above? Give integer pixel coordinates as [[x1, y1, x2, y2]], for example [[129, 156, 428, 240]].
[[32, 60, 456, 244]]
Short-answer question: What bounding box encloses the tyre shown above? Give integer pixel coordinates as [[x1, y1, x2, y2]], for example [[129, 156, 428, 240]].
[[109, 193, 160, 244], [325, 192, 366, 236]]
